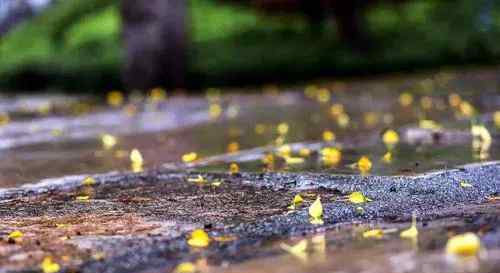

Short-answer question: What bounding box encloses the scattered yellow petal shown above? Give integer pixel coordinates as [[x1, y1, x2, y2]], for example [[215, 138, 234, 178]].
[[82, 176, 96, 186], [357, 156, 372, 173], [316, 88, 330, 103], [40, 257, 60, 273], [382, 151, 392, 163], [400, 212, 418, 239], [382, 129, 399, 147], [277, 145, 292, 157], [348, 192, 372, 204], [187, 175, 207, 183], [280, 239, 308, 259], [322, 130, 335, 142], [419, 119, 441, 130], [227, 142, 240, 153], [174, 262, 196, 273], [299, 148, 311, 157], [337, 113, 350, 128], [363, 229, 384, 239], [101, 134, 117, 150], [209, 104, 222, 119], [459, 101, 475, 118], [460, 180, 473, 188], [130, 149, 144, 165], [321, 147, 342, 166], [76, 195, 90, 202], [288, 194, 304, 210], [187, 229, 211, 248], [149, 87, 167, 103], [446, 233, 481, 257], [277, 122, 289, 135], [329, 104, 344, 117], [229, 163, 240, 174], [309, 196, 324, 225], [182, 152, 198, 163], [399, 92, 413, 107], [107, 91, 124, 107], [284, 156, 305, 165], [8, 230, 23, 239], [254, 123, 266, 135]]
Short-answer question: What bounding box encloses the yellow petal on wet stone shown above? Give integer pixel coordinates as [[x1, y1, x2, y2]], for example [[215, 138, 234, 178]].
[[419, 119, 441, 130], [254, 123, 266, 135], [229, 163, 240, 174], [187, 175, 206, 183], [8, 230, 23, 239], [40, 257, 60, 273], [382, 129, 399, 147], [107, 90, 124, 107], [208, 104, 222, 119], [348, 192, 371, 204], [82, 176, 96, 186], [182, 152, 198, 163], [329, 104, 344, 117], [101, 134, 117, 150], [227, 141, 240, 153], [149, 87, 167, 103], [316, 88, 330, 103], [309, 196, 324, 225], [76, 195, 90, 202], [446, 233, 481, 257], [363, 229, 384, 239], [277, 144, 292, 157], [280, 239, 308, 260], [174, 262, 196, 273], [277, 122, 289, 135], [288, 194, 304, 210], [322, 130, 335, 142], [399, 92, 413, 107], [460, 180, 473, 188], [187, 229, 211, 248], [357, 156, 372, 173]]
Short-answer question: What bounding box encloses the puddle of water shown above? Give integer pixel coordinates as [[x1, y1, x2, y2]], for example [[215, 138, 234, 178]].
[[0, 69, 498, 187]]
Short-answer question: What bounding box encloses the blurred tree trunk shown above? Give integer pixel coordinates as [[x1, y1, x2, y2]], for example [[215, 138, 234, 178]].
[[121, 0, 187, 91]]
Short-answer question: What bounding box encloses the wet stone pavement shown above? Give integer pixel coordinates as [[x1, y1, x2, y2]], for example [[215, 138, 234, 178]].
[[0, 68, 500, 272]]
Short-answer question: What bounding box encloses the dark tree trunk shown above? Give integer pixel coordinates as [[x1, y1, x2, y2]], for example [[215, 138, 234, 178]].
[[121, 0, 187, 91], [331, 1, 370, 50]]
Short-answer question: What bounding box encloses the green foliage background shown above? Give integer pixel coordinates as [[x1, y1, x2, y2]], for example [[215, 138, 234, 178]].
[[1, 0, 500, 91]]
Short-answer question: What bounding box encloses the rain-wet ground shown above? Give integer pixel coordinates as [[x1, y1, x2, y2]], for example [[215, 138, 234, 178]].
[[0, 67, 500, 272]]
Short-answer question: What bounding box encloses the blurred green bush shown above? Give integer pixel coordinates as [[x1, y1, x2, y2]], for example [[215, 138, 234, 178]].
[[0, 0, 499, 91]]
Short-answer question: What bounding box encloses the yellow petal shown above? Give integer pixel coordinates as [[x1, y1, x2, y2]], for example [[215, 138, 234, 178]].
[[363, 229, 384, 239], [284, 156, 305, 165], [182, 152, 198, 163], [82, 176, 96, 186], [382, 129, 399, 147], [187, 229, 211, 248], [309, 196, 323, 225], [357, 156, 372, 173], [322, 130, 335, 142], [446, 233, 480, 256], [400, 212, 419, 239], [229, 163, 240, 174], [107, 91, 124, 107], [40, 257, 60, 273], [174, 262, 196, 273], [130, 149, 144, 165], [280, 239, 308, 259], [321, 147, 342, 166], [348, 192, 371, 204], [277, 122, 289, 135], [8, 230, 24, 239], [101, 134, 117, 150], [399, 92, 413, 107], [382, 152, 392, 163], [187, 175, 207, 183]]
